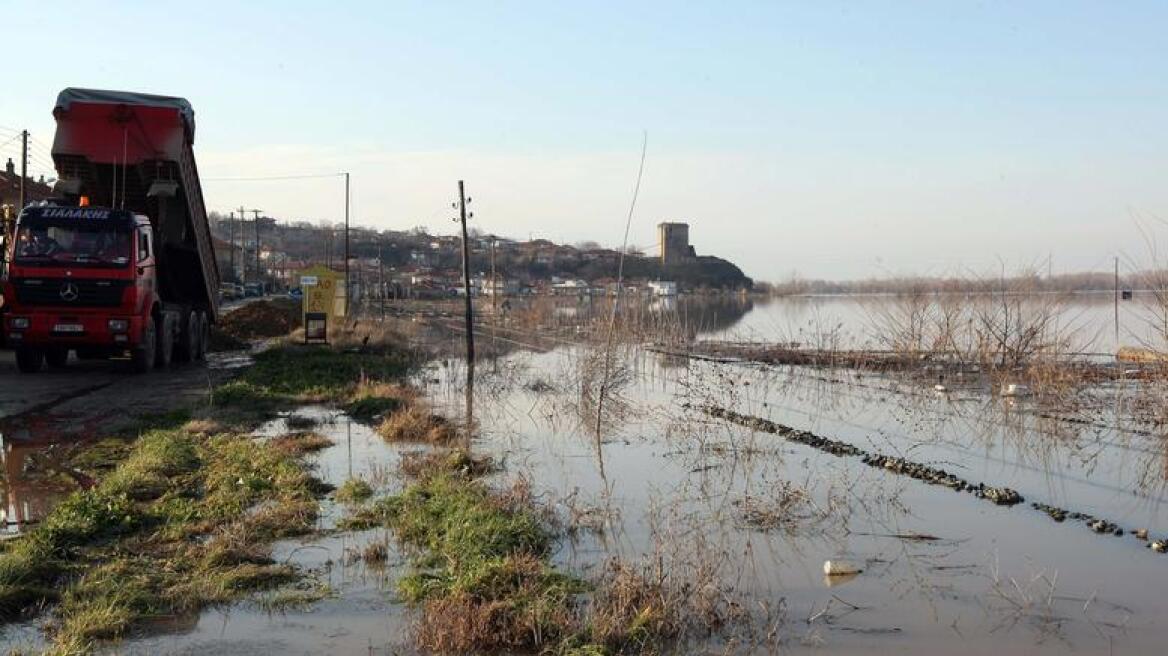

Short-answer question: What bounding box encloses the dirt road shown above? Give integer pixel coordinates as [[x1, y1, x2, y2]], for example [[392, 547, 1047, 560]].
[[0, 351, 249, 442], [0, 298, 261, 442]]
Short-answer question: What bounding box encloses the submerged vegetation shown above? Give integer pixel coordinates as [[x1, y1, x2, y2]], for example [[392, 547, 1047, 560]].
[[0, 334, 424, 653], [336, 447, 744, 655], [0, 424, 320, 652]]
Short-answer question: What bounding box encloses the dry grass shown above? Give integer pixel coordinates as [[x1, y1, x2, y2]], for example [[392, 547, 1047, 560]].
[[269, 431, 334, 456], [181, 418, 225, 436], [412, 553, 581, 653], [377, 403, 458, 444], [573, 556, 744, 654], [345, 380, 412, 422], [734, 482, 821, 533], [400, 449, 496, 480]]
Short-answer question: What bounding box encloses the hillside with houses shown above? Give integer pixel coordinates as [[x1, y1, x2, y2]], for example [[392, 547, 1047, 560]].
[[208, 213, 752, 297]]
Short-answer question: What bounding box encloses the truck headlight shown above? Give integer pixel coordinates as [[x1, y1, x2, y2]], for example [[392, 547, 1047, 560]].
[[10, 317, 29, 330], [108, 319, 129, 333]]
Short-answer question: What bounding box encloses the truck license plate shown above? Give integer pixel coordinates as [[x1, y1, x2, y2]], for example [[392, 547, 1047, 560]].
[[53, 324, 84, 333]]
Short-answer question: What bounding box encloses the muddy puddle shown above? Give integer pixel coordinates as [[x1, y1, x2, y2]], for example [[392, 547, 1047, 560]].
[[1, 349, 256, 536]]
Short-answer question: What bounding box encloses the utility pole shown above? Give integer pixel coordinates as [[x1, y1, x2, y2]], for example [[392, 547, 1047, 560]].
[[237, 205, 247, 280], [1115, 256, 1120, 344], [18, 131, 28, 210], [378, 239, 385, 320], [458, 180, 474, 366], [490, 238, 498, 315], [251, 209, 263, 288], [228, 212, 236, 281], [343, 172, 350, 314]]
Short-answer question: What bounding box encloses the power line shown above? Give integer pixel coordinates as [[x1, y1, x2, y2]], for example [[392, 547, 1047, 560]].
[[204, 172, 347, 182], [22, 147, 55, 173]]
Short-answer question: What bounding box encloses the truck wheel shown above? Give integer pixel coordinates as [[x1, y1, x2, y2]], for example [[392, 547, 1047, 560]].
[[45, 348, 69, 368], [195, 312, 209, 361], [156, 314, 174, 368], [132, 316, 157, 373], [175, 311, 197, 363], [15, 347, 44, 373]]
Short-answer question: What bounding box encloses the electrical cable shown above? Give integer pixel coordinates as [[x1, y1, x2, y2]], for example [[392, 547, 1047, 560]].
[[204, 172, 347, 182]]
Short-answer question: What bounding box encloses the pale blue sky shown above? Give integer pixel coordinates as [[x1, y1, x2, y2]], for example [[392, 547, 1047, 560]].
[[1, 1, 1165, 280]]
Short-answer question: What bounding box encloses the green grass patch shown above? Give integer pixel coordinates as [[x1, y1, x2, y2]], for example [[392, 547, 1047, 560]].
[[335, 478, 374, 505], [0, 421, 327, 651], [364, 472, 588, 653], [240, 345, 412, 401], [253, 579, 334, 613], [344, 394, 404, 422]]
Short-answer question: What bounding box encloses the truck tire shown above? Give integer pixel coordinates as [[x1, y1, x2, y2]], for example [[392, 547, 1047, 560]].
[[16, 347, 44, 373], [156, 314, 174, 368], [45, 348, 69, 368], [132, 316, 157, 373], [195, 312, 209, 361], [175, 311, 197, 363]]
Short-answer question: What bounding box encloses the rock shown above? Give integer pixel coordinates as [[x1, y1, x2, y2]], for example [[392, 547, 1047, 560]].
[[983, 487, 1024, 506]]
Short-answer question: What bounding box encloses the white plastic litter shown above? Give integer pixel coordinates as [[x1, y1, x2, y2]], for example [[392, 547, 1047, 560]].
[[1001, 383, 1032, 397], [823, 560, 862, 576]]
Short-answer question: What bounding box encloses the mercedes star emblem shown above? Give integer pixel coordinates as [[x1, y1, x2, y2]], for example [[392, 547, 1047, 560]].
[[59, 282, 79, 302]]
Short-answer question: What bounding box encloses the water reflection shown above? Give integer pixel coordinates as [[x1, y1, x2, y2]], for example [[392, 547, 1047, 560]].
[[0, 435, 83, 533], [421, 334, 1168, 653]]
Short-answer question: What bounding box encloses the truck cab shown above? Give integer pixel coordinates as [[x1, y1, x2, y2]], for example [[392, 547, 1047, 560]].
[[4, 203, 208, 372]]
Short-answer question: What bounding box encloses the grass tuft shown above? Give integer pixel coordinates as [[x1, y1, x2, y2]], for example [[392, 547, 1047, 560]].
[[377, 404, 458, 444], [368, 472, 585, 652], [335, 478, 374, 505], [269, 431, 334, 456]]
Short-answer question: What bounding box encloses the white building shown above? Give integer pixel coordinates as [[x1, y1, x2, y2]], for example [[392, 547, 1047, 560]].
[[648, 280, 678, 297]]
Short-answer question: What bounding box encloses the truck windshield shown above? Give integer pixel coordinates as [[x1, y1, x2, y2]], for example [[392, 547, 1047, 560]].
[[13, 223, 132, 268]]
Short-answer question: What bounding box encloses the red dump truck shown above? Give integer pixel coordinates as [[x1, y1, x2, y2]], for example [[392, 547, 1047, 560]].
[[2, 88, 219, 373]]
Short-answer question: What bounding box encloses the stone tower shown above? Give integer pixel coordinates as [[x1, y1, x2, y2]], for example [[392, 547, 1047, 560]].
[[657, 222, 691, 265]]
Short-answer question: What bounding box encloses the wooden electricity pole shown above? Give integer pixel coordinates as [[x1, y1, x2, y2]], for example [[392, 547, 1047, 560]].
[[237, 205, 247, 279], [458, 180, 474, 366], [378, 239, 386, 320], [490, 238, 498, 315], [344, 172, 350, 314], [18, 131, 28, 211], [251, 209, 263, 288], [228, 211, 236, 281], [1115, 256, 1120, 344]]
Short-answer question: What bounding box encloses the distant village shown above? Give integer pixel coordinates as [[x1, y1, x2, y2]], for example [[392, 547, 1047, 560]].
[[208, 213, 753, 299]]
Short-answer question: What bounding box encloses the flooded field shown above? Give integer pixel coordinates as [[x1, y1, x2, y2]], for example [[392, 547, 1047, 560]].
[[421, 344, 1168, 653], [3, 295, 1167, 654]]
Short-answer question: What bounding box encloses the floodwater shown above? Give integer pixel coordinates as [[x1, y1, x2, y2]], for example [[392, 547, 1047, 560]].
[[688, 291, 1160, 354], [4, 295, 1168, 654], [416, 342, 1168, 654]]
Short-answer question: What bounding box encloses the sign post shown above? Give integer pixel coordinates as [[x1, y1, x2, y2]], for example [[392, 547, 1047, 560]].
[[299, 265, 343, 344]]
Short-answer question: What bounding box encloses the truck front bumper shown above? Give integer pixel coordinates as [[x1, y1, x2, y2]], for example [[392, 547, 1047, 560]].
[[6, 312, 142, 349]]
